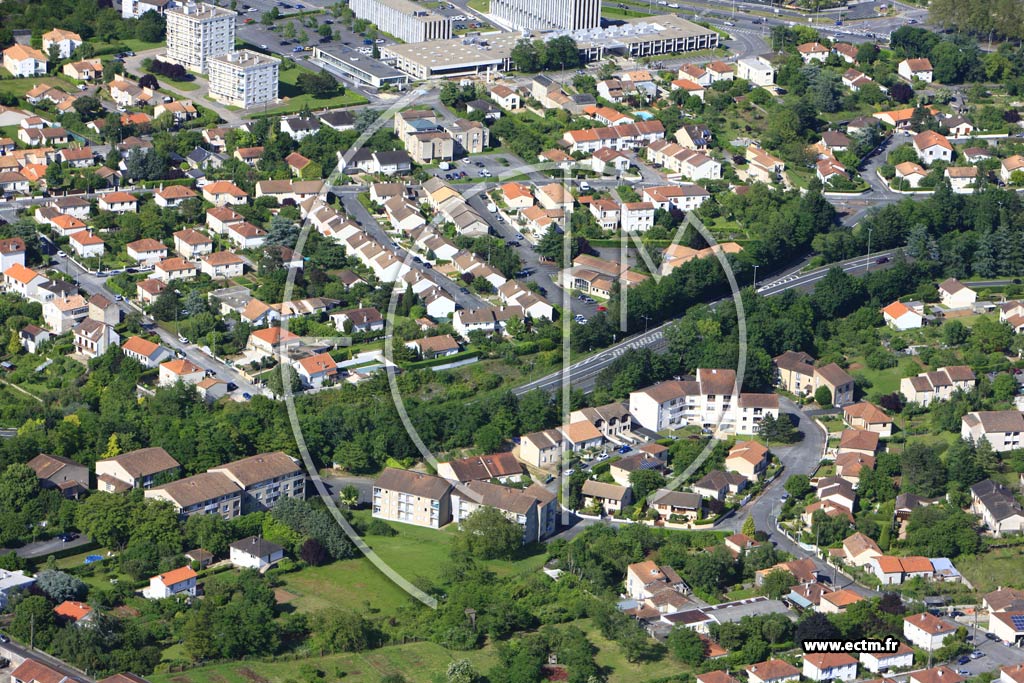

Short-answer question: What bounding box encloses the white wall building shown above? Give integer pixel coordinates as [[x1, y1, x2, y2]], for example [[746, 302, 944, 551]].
[[349, 0, 451, 43], [208, 50, 279, 108], [165, 2, 236, 73], [490, 0, 601, 30]]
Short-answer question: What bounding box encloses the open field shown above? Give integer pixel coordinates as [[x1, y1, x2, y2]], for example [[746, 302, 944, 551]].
[[150, 641, 500, 683]]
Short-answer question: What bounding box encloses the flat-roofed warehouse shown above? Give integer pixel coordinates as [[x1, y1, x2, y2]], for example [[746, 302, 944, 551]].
[[311, 46, 410, 89], [380, 15, 719, 80]]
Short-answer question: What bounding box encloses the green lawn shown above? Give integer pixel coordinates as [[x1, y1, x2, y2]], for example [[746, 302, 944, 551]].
[[466, 0, 489, 11], [957, 548, 1024, 594], [249, 61, 369, 115], [277, 511, 547, 616], [0, 77, 69, 99], [575, 618, 694, 682], [150, 641, 500, 683]]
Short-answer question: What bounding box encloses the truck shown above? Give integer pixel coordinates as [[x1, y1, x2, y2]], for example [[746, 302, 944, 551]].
[[439, 161, 451, 170], [486, 202, 497, 213]]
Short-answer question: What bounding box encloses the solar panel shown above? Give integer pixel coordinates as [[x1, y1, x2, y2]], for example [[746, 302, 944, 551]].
[[1010, 615, 1024, 630]]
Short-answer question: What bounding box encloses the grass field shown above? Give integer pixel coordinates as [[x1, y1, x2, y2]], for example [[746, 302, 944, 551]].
[[466, 0, 489, 11], [262, 63, 368, 115], [150, 641, 500, 683], [0, 76, 69, 99], [277, 511, 547, 616], [957, 547, 1024, 594]]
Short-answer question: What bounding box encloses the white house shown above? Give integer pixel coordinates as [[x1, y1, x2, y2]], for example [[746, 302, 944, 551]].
[[42, 28, 83, 59], [882, 301, 923, 330], [3, 45, 48, 78], [143, 565, 197, 599], [736, 57, 775, 87], [126, 238, 168, 265], [898, 58, 933, 83], [159, 358, 205, 386], [620, 202, 655, 232], [913, 130, 953, 165], [860, 643, 915, 673], [961, 411, 1024, 453], [68, 231, 105, 259], [938, 278, 976, 308], [903, 612, 956, 651], [229, 536, 285, 570], [201, 251, 245, 279], [122, 335, 171, 368], [802, 654, 858, 682]]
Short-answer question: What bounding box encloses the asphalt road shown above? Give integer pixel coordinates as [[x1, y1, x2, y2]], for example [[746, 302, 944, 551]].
[[0, 534, 92, 559]]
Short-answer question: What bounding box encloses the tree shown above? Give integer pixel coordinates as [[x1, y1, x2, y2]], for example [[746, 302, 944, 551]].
[[10, 595, 57, 647], [75, 492, 135, 548], [510, 39, 541, 72], [760, 569, 797, 599], [742, 516, 757, 537], [795, 612, 841, 648], [814, 385, 832, 407], [296, 70, 339, 97], [446, 659, 481, 683], [266, 364, 302, 397], [667, 626, 705, 665], [942, 320, 969, 346], [0, 463, 38, 513], [299, 538, 329, 566], [784, 474, 812, 500], [36, 569, 87, 602], [453, 506, 522, 560], [136, 9, 166, 41], [629, 469, 666, 501], [339, 485, 360, 508]]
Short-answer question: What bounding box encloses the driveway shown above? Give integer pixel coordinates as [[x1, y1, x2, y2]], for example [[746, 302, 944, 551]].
[[0, 534, 91, 559]]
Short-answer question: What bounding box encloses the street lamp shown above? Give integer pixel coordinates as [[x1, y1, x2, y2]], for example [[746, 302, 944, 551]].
[[640, 314, 651, 333], [752, 264, 759, 290], [865, 227, 873, 273]]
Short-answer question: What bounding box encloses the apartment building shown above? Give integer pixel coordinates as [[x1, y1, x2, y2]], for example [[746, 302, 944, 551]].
[[962, 411, 1024, 452], [491, 0, 601, 30], [372, 467, 453, 529], [900, 366, 976, 407], [208, 451, 305, 513], [208, 49, 279, 108], [451, 480, 540, 543], [165, 2, 236, 73], [628, 368, 779, 435], [145, 471, 243, 519], [349, 0, 451, 43]]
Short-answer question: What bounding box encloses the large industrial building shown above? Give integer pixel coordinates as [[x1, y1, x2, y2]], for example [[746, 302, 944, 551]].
[[491, 0, 602, 31], [208, 49, 280, 108], [381, 15, 719, 80], [349, 0, 452, 43], [164, 1, 236, 73]]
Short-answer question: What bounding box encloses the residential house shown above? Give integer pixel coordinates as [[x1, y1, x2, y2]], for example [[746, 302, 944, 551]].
[[43, 294, 89, 334], [142, 566, 197, 599], [693, 470, 748, 504], [225, 221, 267, 249], [839, 532, 882, 567], [229, 536, 285, 570], [53, 600, 94, 625], [247, 326, 300, 356], [19, 324, 49, 354], [724, 440, 769, 480], [899, 58, 933, 83], [626, 560, 689, 601], [73, 319, 119, 359], [860, 643, 915, 673], [746, 145, 785, 184], [489, 84, 520, 110], [202, 180, 248, 206], [153, 257, 198, 283], [797, 42, 829, 63], [405, 334, 460, 360], [42, 28, 83, 59], [372, 467, 452, 529], [145, 471, 242, 519], [136, 278, 166, 303], [882, 301, 923, 330], [209, 451, 305, 513], [610, 453, 666, 487], [802, 654, 858, 682], [745, 660, 800, 683], [126, 238, 168, 265], [450, 480, 550, 543], [517, 428, 564, 469], [158, 358, 205, 386], [200, 251, 244, 279], [843, 402, 892, 437], [962, 411, 1024, 452], [818, 589, 865, 614], [0, 570, 35, 609], [68, 231, 105, 259], [945, 166, 978, 192], [992, 614, 1024, 645], [3, 44, 48, 77], [736, 56, 775, 86], [894, 161, 928, 189], [122, 336, 171, 368], [580, 479, 631, 515], [27, 453, 88, 496], [899, 366, 976, 407], [332, 307, 384, 333], [649, 489, 703, 522], [904, 612, 955, 650], [294, 352, 338, 388], [970, 478, 1024, 536], [154, 185, 198, 208], [938, 278, 976, 308], [913, 130, 953, 165], [98, 191, 138, 213], [817, 158, 848, 184], [1001, 156, 1024, 184], [280, 115, 320, 140], [11, 660, 74, 683]]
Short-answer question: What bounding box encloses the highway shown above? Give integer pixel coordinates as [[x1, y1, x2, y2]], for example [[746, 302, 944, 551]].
[[513, 248, 896, 396]]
